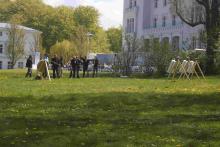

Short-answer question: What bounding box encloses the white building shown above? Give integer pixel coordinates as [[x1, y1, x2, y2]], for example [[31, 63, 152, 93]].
[[0, 23, 41, 69], [123, 0, 205, 51]]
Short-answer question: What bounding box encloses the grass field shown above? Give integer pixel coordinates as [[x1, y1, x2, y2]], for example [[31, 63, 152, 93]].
[[0, 69, 220, 147]]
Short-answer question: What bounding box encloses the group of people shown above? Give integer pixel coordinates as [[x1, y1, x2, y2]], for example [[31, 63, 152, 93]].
[[25, 54, 99, 79], [51, 55, 99, 79]]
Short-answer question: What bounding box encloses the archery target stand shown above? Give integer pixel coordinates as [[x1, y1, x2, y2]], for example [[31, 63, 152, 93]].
[[167, 59, 189, 80], [178, 60, 190, 80], [167, 59, 178, 80], [167, 58, 205, 80], [36, 60, 51, 81], [186, 60, 205, 80]]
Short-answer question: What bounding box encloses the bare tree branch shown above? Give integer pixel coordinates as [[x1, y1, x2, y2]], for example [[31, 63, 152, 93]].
[[6, 23, 25, 68]]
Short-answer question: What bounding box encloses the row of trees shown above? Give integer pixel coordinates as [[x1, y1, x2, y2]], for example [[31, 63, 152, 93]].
[[0, 0, 122, 55]]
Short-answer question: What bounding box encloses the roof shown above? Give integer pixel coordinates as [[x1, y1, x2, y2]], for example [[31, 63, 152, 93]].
[[0, 23, 41, 33]]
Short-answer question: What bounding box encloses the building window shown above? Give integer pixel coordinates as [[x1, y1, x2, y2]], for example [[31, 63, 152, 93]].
[[154, 18, 157, 28], [162, 37, 169, 45], [162, 16, 166, 27], [172, 15, 176, 26], [127, 18, 135, 33], [129, 0, 137, 8], [0, 44, 3, 53], [0, 32, 2, 36], [153, 38, 160, 45], [127, 19, 130, 33], [0, 61, 2, 69], [8, 62, 13, 69], [172, 36, 180, 51], [129, 0, 132, 8], [144, 39, 150, 51], [130, 18, 135, 33], [154, 0, 158, 8], [134, 0, 137, 7], [163, 0, 167, 6], [18, 62, 23, 68], [192, 36, 197, 49]]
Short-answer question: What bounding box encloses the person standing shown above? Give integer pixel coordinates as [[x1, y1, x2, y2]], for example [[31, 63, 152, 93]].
[[59, 56, 64, 77], [93, 57, 99, 77], [51, 54, 60, 79], [81, 56, 89, 78], [75, 56, 81, 78], [25, 55, 33, 78], [69, 56, 76, 78]]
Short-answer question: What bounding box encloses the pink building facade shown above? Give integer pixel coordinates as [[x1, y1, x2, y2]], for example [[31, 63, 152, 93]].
[[123, 0, 205, 50]]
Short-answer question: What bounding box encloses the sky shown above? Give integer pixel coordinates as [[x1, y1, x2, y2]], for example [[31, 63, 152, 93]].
[[43, 0, 123, 29]]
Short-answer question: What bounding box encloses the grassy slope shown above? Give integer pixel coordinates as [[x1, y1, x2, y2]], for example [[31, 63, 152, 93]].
[[0, 70, 220, 147]]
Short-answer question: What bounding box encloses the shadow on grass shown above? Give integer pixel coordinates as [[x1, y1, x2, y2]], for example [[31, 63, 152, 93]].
[[0, 92, 220, 147], [0, 69, 167, 80]]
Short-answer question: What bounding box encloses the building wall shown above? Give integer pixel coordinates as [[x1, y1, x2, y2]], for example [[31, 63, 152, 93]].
[[123, 0, 205, 50], [0, 27, 40, 69]]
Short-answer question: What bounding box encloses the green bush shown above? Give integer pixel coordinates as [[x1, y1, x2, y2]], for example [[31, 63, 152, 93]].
[[147, 39, 174, 76]]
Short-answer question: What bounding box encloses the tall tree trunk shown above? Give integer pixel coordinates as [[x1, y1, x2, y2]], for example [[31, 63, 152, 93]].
[[205, 4, 220, 74], [205, 6, 219, 74], [206, 32, 215, 74]]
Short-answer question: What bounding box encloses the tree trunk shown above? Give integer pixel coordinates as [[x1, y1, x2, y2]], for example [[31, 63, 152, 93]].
[[206, 34, 215, 74], [12, 61, 16, 69], [205, 22, 220, 74], [205, 7, 219, 74]]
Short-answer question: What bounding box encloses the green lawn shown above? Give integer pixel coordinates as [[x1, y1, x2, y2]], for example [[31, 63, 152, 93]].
[[0, 70, 220, 147]]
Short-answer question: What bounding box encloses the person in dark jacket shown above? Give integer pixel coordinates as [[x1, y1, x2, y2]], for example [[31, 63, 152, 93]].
[[59, 56, 64, 77], [69, 56, 76, 78], [75, 56, 81, 78], [93, 57, 99, 77], [25, 55, 33, 78], [51, 54, 60, 78], [81, 56, 89, 78]]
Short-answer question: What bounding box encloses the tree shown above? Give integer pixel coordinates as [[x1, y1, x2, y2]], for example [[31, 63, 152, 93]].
[[50, 40, 77, 64], [54, 6, 75, 41], [73, 6, 100, 33], [6, 23, 25, 68], [170, 0, 220, 74], [72, 26, 90, 57], [146, 37, 174, 75], [29, 32, 42, 53], [106, 27, 122, 53], [92, 28, 110, 53], [116, 34, 143, 76]]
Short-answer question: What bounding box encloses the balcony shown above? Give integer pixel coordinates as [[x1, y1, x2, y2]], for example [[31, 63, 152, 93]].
[[125, 6, 139, 15], [144, 22, 185, 34]]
